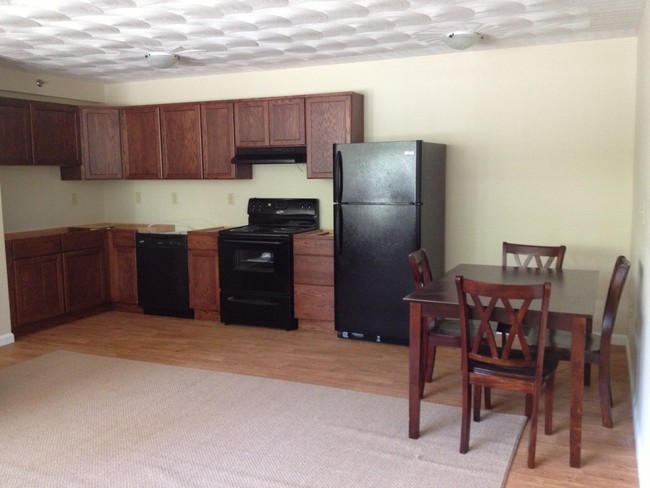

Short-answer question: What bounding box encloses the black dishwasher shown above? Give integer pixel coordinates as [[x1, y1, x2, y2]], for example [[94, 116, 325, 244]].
[[135, 232, 194, 318]]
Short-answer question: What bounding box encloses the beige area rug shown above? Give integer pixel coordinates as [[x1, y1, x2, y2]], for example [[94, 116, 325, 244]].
[[0, 351, 525, 488]]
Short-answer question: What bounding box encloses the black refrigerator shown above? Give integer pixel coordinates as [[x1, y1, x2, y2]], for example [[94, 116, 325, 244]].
[[333, 140, 446, 344]]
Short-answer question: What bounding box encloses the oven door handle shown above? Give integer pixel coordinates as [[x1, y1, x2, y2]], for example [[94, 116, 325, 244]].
[[220, 239, 284, 246], [227, 297, 281, 307]]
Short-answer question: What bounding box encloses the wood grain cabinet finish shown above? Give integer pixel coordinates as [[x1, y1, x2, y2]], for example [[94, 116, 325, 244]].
[[0, 98, 32, 165], [161, 103, 203, 179], [269, 98, 305, 146], [9, 236, 65, 328], [61, 230, 109, 313], [108, 229, 139, 309], [5, 230, 109, 331], [120, 105, 163, 179], [62, 107, 123, 180], [201, 102, 251, 180], [188, 230, 221, 320], [234, 97, 305, 147], [305, 93, 364, 179], [293, 231, 334, 325], [0, 98, 80, 167], [29, 101, 80, 166]]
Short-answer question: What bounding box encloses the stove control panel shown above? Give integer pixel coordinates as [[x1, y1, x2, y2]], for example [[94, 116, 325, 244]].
[[248, 198, 318, 216]]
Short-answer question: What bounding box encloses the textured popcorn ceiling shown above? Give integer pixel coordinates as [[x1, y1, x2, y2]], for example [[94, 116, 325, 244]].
[[0, 0, 644, 84]]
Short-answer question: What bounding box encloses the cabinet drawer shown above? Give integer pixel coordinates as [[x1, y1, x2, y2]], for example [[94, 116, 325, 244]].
[[294, 255, 333, 286], [12, 236, 62, 259], [293, 235, 333, 256], [188, 232, 218, 250], [109, 229, 136, 247], [295, 284, 334, 321], [61, 230, 106, 252]]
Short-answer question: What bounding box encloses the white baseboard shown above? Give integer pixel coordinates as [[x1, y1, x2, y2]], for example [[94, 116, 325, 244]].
[[0, 332, 15, 346]]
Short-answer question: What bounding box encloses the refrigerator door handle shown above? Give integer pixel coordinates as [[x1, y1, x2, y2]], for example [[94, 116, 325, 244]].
[[335, 204, 343, 253], [334, 150, 343, 203]]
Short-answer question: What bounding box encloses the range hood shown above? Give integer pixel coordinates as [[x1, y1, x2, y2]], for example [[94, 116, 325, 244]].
[[231, 146, 307, 165]]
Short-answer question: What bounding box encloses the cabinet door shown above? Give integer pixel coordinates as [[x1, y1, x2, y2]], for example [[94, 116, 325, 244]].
[[13, 254, 65, 326], [79, 107, 123, 179], [201, 102, 252, 180], [188, 249, 220, 311], [305, 93, 364, 179], [0, 98, 32, 165], [269, 97, 305, 146], [161, 103, 202, 179], [30, 101, 80, 166], [120, 105, 162, 179], [234, 101, 269, 147], [63, 248, 109, 312], [108, 230, 138, 305]]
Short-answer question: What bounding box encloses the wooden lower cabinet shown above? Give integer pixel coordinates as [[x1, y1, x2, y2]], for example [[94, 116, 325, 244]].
[[188, 229, 221, 320], [13, 253, 65, 327], [62, 233, 109, 313], [293, 231, 334, 329], [6, 229, 110, 332], [108, 229, 139, 310]]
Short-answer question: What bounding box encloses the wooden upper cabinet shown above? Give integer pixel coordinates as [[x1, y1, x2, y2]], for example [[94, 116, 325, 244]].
[[120, 105, 163, 179], [269, 98, 305, 146], [305, 93, 364, 179], [30, 101, 80, 166], [161, 103, 203, 179], [77, 107, 123, 179], [234, 97, 305, 147], [201, 102, 251, 180], [0, 98, 32, 165], [234, 100, 268, 147]]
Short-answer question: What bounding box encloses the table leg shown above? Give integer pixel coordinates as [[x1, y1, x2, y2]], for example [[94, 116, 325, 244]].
[[569, 316, 587, 468], [409, 302, 425, 439]]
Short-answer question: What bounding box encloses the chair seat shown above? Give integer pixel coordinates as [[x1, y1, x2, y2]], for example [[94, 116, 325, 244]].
[[472, 352, 559, 381]]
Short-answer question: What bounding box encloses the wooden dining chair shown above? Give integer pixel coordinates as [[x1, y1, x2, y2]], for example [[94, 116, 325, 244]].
[[408, 250, 462, 392], [502, 242, 566, 270], [455, 276, 558, 469], [546, 255, 631, 428], [408, 249, 491, 406], [499, 242, 567, 347]]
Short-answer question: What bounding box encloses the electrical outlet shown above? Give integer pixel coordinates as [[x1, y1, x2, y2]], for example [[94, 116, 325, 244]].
[[71, 193, 78, 206], [228, 193, 235, 205], [171, 192, 178, 205], [135, 192, 141, 204]]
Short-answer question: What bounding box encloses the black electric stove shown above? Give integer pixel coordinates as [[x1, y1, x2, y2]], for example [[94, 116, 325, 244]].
[[218, 198, 319, 330], [220, 198, 319, 239]]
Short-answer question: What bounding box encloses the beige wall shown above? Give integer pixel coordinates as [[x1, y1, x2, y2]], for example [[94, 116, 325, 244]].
[[632, 1, 650, 482]]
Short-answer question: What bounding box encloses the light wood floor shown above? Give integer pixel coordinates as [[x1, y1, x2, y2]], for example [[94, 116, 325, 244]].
[[0, 311, 639, 487]]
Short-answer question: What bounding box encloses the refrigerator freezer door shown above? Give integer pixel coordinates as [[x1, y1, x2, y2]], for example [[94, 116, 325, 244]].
[[334, 203, 419, 343], [334, 141, 420, 204]]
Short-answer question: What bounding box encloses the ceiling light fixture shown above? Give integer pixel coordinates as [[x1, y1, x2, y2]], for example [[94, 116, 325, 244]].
[[443, 31, 483, 50], [145, 52, 179, 69]]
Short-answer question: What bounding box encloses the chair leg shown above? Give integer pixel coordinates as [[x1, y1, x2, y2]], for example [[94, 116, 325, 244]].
[[484, 387, 492, 410], [584, 363, 592, 386], [544, 374, 555, 435], [527, 395, 539, 469], [460, 383, 471, 454], [524, 393, 532, 418], [426, 340, 436, 383], [599, 360, 614, 428], [473, 385, 482, 422]]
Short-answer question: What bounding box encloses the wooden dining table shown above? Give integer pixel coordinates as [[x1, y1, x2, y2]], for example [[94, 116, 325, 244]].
[[403, 263, 599, 468]]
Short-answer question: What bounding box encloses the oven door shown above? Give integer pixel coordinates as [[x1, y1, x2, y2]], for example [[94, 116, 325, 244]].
[[218, 236, 292, 295]]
